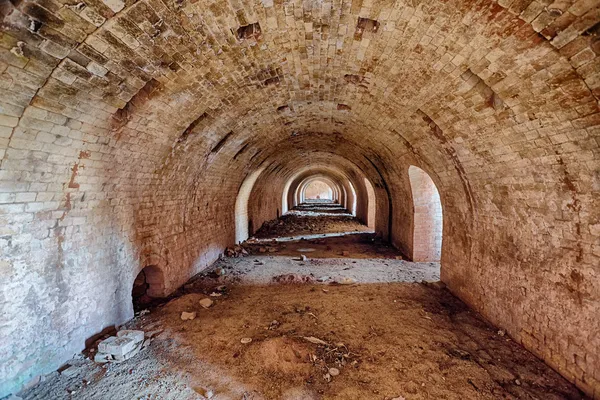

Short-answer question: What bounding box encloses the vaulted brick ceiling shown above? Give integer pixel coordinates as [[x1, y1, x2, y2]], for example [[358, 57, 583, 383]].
[[0, 0, 599, 397]]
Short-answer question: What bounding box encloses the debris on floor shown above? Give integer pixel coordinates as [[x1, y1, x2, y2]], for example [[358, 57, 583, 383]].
[[94, 330, 144, 363], [272, 274, 315, 284], [181, 311, 196, 320], [252, 204, 371, 239], [14, 211, 586, 400], [199, 298, 214, 308]]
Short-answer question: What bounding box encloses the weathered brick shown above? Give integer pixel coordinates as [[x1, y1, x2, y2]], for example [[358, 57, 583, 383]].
[[0, 0, 598, 399]]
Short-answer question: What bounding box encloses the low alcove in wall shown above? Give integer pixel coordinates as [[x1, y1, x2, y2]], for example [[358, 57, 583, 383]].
[[131, 266, 165, 312]]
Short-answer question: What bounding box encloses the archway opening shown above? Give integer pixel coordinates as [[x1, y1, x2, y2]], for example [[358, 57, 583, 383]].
[[364, 177, 376, 230], [348, 180, 357, 216], [303, 179, 333, 201], [235, 168, 265, 243], [408, 166, 443, 262], [132, 265, 165, 312]]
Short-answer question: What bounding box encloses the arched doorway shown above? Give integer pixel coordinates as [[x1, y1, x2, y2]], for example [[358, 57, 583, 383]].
[[364, 177, 376, 229], [235, 167, 265, 243], [132, 265, 165, 311], [408, 166, 443, 262]]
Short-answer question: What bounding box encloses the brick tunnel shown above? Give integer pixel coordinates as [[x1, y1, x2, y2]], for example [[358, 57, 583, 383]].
[[0, 0, 599, 398]]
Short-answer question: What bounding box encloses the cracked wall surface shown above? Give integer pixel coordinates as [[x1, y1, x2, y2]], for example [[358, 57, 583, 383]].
[[0, 0, 599, 397]]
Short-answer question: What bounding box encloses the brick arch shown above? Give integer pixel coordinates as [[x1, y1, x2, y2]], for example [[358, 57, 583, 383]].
[[302, 179, 334, 201], [133, 264, 165, 299], [408, 166, 443, 262], [364, 177, 376, 230], [137, 248, 168, 298], [234, 167, 266, 243], [295, 175, 344, 207], [277, 158, 380, 223]]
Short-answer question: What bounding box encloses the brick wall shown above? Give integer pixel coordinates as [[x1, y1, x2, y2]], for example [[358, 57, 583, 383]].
[[0, 0, 598, 397]]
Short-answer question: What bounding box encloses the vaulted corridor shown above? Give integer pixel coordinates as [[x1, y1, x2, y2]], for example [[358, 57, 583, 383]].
[[0, 0, 599, 398]]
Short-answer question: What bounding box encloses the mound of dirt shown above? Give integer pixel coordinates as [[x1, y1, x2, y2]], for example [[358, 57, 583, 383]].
[[250, 337, 313, 375]]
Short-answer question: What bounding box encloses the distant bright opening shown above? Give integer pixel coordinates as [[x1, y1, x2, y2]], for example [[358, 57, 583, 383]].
[[304, 179, 333, 200]]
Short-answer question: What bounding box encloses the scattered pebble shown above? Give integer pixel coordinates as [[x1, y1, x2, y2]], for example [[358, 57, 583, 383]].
[[328, 367, 340, 376], [240, 338, 252, 344], [302, 336, 328, 345], [199, 298, 214, 308], [181, 312, 196, 321]]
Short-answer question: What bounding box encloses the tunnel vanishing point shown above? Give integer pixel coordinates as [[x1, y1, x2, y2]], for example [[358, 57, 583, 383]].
[[0, 0, 599, 397]]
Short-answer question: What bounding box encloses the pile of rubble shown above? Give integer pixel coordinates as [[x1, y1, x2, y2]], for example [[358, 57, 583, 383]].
[[241, 239, 283, 255], [253, 214, 361, 238], [224, 245, 249, 257]]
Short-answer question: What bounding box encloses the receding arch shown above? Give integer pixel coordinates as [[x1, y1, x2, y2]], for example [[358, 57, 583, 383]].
[[303, 179, 334, 200], [235, 167, 265, 243], [364, 177, 376, 229], [408, 166, 443, 262], [348, 180, 357, 216], [295, 175, 344, 208]]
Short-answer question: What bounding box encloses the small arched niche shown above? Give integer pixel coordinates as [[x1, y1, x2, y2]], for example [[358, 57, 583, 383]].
[[408, 166, 443, 262], [132, 265, 165, 311]]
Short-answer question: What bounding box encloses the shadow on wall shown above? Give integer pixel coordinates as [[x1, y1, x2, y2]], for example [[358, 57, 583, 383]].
[[408, 166, 443, 262]]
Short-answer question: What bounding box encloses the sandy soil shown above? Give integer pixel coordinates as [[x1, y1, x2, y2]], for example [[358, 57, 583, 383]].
[[18, 282, 586, 400], [14, 211, 588, 400]]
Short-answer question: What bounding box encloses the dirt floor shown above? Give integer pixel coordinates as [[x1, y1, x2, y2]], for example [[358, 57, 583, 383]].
[[15, 208, 588, 400]]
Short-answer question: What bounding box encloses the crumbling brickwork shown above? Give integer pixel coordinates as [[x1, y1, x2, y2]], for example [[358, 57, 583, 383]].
[[0, 0, 599, 397]]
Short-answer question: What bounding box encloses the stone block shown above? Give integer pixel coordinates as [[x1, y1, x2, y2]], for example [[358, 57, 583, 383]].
[[116, 330, 144, 344], [97, 336, 136, 357]]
